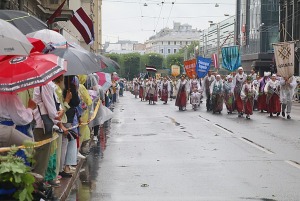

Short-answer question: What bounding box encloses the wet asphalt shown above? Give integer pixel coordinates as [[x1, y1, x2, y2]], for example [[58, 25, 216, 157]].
[[67, 92, 300, 201]]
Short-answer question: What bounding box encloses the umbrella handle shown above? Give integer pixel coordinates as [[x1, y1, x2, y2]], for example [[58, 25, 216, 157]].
[[27, 90, 31, 99]]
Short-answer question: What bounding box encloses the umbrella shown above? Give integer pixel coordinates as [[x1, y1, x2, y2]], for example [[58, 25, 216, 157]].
[[97, 55, 121, 73], [0, 19, 33, 56], [27, 37, 46, 53], [50, 47, 100, 75], [0, 53, 67, 93], [96, 72, 112, 92], [0, 10, 48, 35], [26, 29, 67, 47]]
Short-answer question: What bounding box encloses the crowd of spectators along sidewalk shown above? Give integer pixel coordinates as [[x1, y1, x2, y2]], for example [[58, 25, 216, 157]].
[[0, 73, 124, 190]]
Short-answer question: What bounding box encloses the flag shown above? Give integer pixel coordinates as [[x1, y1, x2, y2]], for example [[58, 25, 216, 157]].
[[146, 65, 157, 72], [70, 7, 94, 45], [273, 42, 295, 78], [221, 46, 241, 72], [212, 53, 219, 69], [47, 0, 67, 25], [196, 56, 212, 78]]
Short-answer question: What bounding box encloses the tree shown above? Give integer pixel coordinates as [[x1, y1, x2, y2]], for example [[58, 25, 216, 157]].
[[122, 53, 141, 80], [105, 53, 123, 76], [143, 53, 164, 69], [166, 53, 184, 70]]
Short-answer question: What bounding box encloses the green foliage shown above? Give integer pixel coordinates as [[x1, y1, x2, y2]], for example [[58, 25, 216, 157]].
[[166, 53, 184, 68], [122, 53, 141, 80], [0, 141, 35, 201], [143, 53, 164, 69]]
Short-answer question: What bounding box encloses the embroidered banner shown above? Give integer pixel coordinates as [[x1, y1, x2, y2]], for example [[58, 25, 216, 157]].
[[273, 42, 295, 78], [184, 59, 197, 78], [196, 56, 211, 78], [221, 46, 241, 72]]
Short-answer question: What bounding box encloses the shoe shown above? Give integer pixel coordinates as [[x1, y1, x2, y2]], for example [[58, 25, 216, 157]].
[[246, 116, 250, 119], [77, 152, 86, 159], [93, 136, 98, 141], [59, 171, 72, 178], [270, 113, 273, 117], [287, 115, 291, 119], [277, 112, 280, 116], [46, 180, 60, 188], [282, 112, 285, 117]]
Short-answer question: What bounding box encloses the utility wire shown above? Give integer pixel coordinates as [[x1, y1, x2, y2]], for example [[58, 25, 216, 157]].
[[154, 1, 164, 33]]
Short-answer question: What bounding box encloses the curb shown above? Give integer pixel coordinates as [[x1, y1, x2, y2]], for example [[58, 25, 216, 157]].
[[53, 158, 84, 201]]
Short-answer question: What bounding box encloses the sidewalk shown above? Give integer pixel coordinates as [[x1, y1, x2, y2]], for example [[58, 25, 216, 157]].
[[53, 158, 84, 201]]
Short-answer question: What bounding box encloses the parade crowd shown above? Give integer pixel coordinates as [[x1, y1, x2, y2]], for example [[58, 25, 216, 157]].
[[127, 67, 298, 120], [0, 73, 125, 190]]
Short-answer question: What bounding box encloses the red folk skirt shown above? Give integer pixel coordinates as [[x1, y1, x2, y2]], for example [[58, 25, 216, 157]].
[[266, 94, 281, 113], [175, 90, 187, 107], [244, 98, 254, 115], [257, 93, 267, 111], [139, 87, 144, 98], [161, 88, 168, 102]]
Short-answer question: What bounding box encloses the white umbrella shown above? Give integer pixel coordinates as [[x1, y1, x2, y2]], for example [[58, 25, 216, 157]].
[[26, 29, 67, 47], [0, 19, 33, 56]]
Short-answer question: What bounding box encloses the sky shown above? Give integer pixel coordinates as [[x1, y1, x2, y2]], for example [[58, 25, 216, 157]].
[[102, 0, 237, 44]]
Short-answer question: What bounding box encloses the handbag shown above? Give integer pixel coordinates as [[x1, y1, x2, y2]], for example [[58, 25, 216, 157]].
[[37, 87, 54, 134]]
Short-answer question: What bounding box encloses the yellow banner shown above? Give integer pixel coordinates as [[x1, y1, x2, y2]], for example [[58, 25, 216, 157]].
[[171, 65, 180, 77]]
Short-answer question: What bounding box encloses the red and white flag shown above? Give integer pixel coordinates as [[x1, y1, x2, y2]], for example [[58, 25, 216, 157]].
[[70, 7, 94, 45], [212, 53, 219, 69], [47, 0, 67, 25], [146, 65, 157, 72]]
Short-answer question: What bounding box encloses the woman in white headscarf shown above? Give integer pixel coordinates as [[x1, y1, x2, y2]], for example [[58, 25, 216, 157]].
[[223, 75, 235, 114]]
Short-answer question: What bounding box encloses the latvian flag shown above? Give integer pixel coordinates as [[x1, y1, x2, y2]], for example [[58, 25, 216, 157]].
[[212, 53, 219, 69], [146, 65, 157, 72], [70, 7, 94, 45]]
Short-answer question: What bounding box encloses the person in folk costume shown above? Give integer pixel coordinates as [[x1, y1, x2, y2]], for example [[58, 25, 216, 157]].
[[157, 77, 163, 100], [252, 75, 260, 111], [279, 75, 297, 119], [146, 77, 158, 104], [233, 67, 247, 117], [189, 74, 201, 103], [241, 76, 258, 119], [143, 79, 148, 101], [133, 78, 139, 98], [160, 77, 171, 104], [203, 70, 215, 111], [264, 74, 281, 117], [257, 72, 271, 112], [175, 74, 190, 111], [223, 75, 235, 114], [210, 74, 224, 114], [250, 69, 257, 81], [138, 78, 145, 101]]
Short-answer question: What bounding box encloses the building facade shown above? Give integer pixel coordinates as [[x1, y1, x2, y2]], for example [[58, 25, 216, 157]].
[[1, 0, 103, 53], [279, 0, 300, 76], [104, 40, 146, 54], [236, 0, 279, 75], [145, 22, 201, 57], [199, 15, 236, 70]]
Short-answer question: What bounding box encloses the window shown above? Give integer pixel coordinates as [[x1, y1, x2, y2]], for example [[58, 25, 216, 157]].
[[161, 49, 164, 53], [162, 42, 163, 45], [168, 41, 170, 45], [168, 49, 171, 53], [186, 41, 188, 45], [174, 41, 176, 45], [174, 49, 177, 53], [180, 41, 182, 45]]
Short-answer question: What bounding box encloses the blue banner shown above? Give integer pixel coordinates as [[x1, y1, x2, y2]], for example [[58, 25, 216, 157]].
[[196, 56, 212, 78], [221, 46, 241, 72]]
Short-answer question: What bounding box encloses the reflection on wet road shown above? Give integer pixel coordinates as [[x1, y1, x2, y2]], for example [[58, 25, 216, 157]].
[[67, 122, 110, 201]]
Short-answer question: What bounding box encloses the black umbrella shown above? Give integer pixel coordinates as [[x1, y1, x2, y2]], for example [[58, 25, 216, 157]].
[[0, 10, 48, 34], [50, 47, 100, 75]]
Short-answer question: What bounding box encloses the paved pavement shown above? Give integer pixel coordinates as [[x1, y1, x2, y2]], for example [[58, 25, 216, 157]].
[[67, 91, 300, 201]]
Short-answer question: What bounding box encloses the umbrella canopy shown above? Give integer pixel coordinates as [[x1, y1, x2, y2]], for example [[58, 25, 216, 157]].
[[26, 29, 67, 47], [97, 55, 121, 73], [27, 37, 46, 53], [0, 53, 67, 93], [0, 19, 33, 56], [0, 10, 48, 35], [50, 47, 100, 76], [96, 72, 112, 92]]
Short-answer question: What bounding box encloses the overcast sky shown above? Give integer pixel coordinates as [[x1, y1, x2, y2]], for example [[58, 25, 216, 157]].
[[102, 0, 237, 43]]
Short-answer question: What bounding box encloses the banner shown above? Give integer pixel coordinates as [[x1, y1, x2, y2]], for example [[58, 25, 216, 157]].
[[70, 7, 94, 45], [196, 56, 212, 78], [221, 46, 241, 72], [155, 73, 161, 80], [184, 59, 197, 78], [273, 42, 295, 78], [171, 65, 180, 77]]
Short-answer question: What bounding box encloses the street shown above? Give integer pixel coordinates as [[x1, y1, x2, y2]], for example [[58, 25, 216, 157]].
[[68, 91, 300, 201]]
